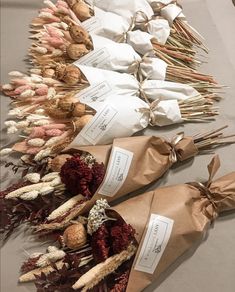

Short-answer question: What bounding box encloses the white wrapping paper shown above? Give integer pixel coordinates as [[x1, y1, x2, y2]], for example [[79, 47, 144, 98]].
[[161, 3, 182, 24], [140, 57, 167, 80], [74, 34, 141, 73], [71, 93, 183, 146], [73, 94, 150, 145], [82, 7, 129, 41], [74, 65, 139, 101], [93, 0, 154, 23], [127, 30, 155, 56], [147, 18, 170, 44], [74, 65, 201, 105], [142, 80, 200, 101]]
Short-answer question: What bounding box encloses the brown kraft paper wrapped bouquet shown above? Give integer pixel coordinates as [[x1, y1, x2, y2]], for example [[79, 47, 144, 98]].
[[1, 126, 234, 237], [17, 155, 235, 291]]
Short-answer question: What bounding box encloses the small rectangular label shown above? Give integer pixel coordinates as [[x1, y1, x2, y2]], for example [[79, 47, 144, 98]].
[[82, 17, 101, 32], [135, 214, 174, 274], [79, 104, 118, 145], [75, 81, 113, 103], [98, 147, 134, 197], [76, 48, 110, 67]]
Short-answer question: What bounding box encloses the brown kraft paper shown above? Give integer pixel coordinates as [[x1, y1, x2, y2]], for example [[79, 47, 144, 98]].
[[39, 134, 198, 230], [111, 156, 235, 292]]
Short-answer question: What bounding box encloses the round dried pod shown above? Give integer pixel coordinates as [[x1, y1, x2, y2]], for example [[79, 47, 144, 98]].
[[66, 0, 78, 8], [55, 64, 67, 80], [69, 25, 92, 49], [44, 100, 72, 119], [63, 223, 87, 249], [49, 154, 72, 171], [66, 43, 90, 60], [42, 68, 55, 78], [73, 115, 93, 131], [73, 1, 92, 21], [72, 103, 86, 117], [63, 64, 82, 85]]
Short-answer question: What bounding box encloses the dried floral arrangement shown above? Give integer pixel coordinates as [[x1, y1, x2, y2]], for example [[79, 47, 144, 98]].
[[14, 156, 235, 291], [19, 199, 137, 292], [28, 0, 220, 97], [1, 127, 234, 239]]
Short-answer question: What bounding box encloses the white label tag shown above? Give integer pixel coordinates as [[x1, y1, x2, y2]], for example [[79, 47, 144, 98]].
[[79, 104, 118, 145], [82, 17, 102, 32], [75, 81, 113, 103], [98, 147, 134, 197], [135, 214, 174, 274], [76, 48, 110, 67]]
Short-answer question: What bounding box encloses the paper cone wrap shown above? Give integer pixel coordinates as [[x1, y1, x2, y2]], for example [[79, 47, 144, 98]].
[[111, 156, 235, 291]]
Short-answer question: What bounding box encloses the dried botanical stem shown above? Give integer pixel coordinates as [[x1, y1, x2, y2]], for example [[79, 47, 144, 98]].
[[193, 126, 235, 150], [72, 244, 137, 291], [19, 260, 65, 283]]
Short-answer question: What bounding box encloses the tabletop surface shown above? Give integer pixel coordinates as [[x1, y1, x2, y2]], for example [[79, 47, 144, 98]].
[[0, 1, 235, 292]]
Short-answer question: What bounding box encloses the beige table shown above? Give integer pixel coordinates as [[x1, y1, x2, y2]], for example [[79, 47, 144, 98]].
[[1, 1, 235, 291]]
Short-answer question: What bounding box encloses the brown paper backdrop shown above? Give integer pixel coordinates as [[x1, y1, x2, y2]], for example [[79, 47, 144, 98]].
[[1, 0, 235, 292]]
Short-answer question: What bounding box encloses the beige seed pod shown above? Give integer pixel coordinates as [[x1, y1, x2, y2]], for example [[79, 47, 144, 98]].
[[69, 24, 92, 49], [73, 1, 92, 22], [55, 64, 66, 80], [66, 43, 90, 60], [73, 115, 93, 131], [42, 68, 55, 78], [63, 223, 87, 249], [72, 103, 86, 117], [63, 65, 82, 85], [49, 154, 72, 172]]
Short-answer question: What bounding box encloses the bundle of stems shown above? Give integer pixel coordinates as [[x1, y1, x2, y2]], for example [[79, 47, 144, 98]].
[[178, 96, 218, 122]]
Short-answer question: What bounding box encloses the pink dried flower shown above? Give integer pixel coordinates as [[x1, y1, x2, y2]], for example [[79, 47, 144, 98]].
[[29, 127, 46, 138], [14, 85, 31, 95], [11, 79, 28, 86], [26, 147, 42, 155], [42, 124, 66, 130], [44, 36, 65, 48], [35, 86, 48, 96], [45, 129, 63, 137]]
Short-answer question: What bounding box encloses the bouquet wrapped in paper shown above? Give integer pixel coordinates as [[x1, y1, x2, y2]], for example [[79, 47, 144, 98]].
[[17, 156, 235, 292], [1, 65, 218, 159], [1, 127, 234, 238]]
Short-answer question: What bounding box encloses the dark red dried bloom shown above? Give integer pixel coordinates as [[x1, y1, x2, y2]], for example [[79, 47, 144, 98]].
[[91, 224, 110, 263], [60, 155, 105, 198], [21, 256, 41, 274], [110, 270, 130, 292], [90, 162, 105, 194], [111, 223, 136, 254]]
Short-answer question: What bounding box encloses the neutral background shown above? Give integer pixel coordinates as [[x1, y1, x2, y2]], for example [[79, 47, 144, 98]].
[[0, 0, 235, 291]]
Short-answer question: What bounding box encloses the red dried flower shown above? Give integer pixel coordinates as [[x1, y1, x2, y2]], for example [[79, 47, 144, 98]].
[[91, 224, 110, 263], [21, 256, 41, 274], [111, 223, 136, 254], [60, 155, 105, 198], [110, 270, 130, 292]]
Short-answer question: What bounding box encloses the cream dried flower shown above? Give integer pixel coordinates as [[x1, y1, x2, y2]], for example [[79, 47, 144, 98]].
[[27, 138, 45, 147], [41, 172, 60, 182], [2, 84, 14, 90], [9, 71, 24, 77], [5, 120, 16, 127], [24, 173, 41, 184], [19, 260, 65, 282], [0, 148, 13, 157], [34, 148, 52, 161], [47, 87, 57, 99], [87, 199, 113, 235], [72, 244, 137, 291], [20, 89, 35, 98], [20, 190, 39, 200], [47, 194, 84, 221], [40, 186, 55, 196], [7, 126, 18, 134], [17, 120, 30, 129]]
